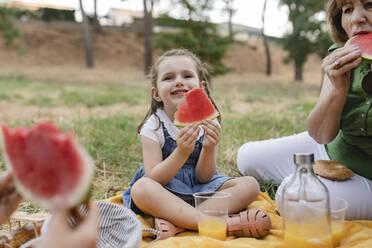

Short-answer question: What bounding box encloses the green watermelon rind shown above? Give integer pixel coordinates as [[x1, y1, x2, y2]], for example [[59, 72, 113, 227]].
[[0, 127, 95, 209], [345, 35, 372, 64], [174, 111, 219, 127], [361, 55, 372, 64]]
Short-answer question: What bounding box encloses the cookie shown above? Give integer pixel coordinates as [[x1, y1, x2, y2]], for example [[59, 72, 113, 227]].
[[313, 160, 354, 181]]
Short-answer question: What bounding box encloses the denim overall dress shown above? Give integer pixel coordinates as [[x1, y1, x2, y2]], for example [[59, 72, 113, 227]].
[[122, 122, 231, 215]]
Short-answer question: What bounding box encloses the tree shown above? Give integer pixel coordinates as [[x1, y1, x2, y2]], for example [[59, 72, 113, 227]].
[[143, 0, 157, 75], [261, 0, 271, 76], [279, 0, 329, 81], [93, 0, 103, 33], [221, 0, 236, 41], [0, 7, 20, 46], [79, 0, 94, 68], [156, 0, 231, 75]]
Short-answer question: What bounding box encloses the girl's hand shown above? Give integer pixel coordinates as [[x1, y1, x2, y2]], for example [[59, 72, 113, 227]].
[[321, 45, 362, 92], [201, 120, 221, 150], [0, 171, 22, 225], [176, 124, 200, 156]]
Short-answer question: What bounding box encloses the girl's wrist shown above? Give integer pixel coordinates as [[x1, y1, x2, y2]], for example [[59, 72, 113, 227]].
[[174, 147, 192, 159], [202, 145, 216, 153]]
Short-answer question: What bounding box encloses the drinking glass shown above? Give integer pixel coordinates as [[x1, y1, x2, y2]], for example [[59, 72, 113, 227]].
[[330, 197, 348, 247], [193, 191, 230, 241]]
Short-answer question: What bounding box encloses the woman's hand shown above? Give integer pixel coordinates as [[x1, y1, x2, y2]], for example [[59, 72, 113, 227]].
[[201, 120, 221, 150], [321, 45, 362, 92], [0, 171, 22, 225], [38, 201, 99, 248], [176, 123, 200, 156]]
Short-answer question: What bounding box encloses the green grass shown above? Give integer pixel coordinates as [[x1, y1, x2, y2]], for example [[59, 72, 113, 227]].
[[0, 76, 145, 108], [0, 75, 320, 202]]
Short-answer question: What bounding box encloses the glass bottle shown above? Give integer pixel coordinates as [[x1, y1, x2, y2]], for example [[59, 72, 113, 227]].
[[281, 153, 332, 248]]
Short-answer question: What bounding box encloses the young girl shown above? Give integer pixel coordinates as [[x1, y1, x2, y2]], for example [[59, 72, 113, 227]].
[[122, 49, 270, 239]]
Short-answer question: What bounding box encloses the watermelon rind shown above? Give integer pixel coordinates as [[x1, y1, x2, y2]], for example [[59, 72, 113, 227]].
[[0, 126, 95, 209], [174, 111, 219, 127], [345, 34, 372, 64], [361, 56, 372, 64]]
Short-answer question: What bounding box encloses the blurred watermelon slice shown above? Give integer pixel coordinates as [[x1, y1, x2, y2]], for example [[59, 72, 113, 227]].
[[0, 122, 94, 208], [345, 32, 372, 63], [174, 88, 219, 127]]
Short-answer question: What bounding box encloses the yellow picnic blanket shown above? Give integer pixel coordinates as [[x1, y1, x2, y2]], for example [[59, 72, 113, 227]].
[[105, 192, 372, 248]]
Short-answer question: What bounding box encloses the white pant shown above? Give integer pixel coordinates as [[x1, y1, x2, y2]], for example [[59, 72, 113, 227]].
[[237, 131, 372, 220]]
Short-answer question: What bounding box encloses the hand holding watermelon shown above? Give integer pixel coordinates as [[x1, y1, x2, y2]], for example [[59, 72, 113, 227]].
[[322, 44, 362, 90], [0, 171, 22, 225], [175, 123, 200, 157], [201, 120, 222, 150]]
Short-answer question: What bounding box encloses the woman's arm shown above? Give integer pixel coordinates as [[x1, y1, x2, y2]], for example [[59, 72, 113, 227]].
[[195, 120, 221, 183], [142, 124, 200, 185], [307, 45, 362, 144], [306, 75, 348, 144]]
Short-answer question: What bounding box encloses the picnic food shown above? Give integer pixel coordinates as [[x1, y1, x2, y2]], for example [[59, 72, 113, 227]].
[[0, 122, 94, 208], [313, 160, 354, 181], [174, 88, 219, 127], [345, 32, 372, 63]]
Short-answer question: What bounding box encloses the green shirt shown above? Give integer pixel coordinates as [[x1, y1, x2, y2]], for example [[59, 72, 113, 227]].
[[325, 44, 372, 180]]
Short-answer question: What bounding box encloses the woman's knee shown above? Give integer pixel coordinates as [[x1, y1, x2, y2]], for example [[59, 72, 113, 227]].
[[237, 142, 263, 176]]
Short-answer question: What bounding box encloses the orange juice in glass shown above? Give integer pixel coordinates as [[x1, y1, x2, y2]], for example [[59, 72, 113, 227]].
[[198, 219, 227, 241], [330, 197, 348, 247], [284, 223, 333, 248], [193, 191, 230, 241]]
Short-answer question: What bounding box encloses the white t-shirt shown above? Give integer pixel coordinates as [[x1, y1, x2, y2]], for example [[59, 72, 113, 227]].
[[139, 109, 219, 148]]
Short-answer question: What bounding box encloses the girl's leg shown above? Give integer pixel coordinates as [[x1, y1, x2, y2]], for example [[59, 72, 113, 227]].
[[237, 131, 329, 183], [276, 173, 372, 220], [218, 176, 260, 214], [130, 177, 199, 230]]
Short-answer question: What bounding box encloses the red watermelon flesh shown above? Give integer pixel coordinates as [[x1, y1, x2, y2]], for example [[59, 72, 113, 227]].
[[346, 32, 372, 63], [174, 88, 219, 127], [1, 122, 94, 208]]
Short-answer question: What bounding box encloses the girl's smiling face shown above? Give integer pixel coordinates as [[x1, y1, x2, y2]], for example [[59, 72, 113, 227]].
[[152, 56, 201, 118], [341, 0, 372, 38]]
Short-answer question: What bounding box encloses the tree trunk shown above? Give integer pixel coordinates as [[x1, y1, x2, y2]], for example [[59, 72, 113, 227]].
[[228, 8, 233, 41], [261, 0, 271, 76], [295, 64, 303, 81], [143, 0, 153, 75], [94, 0, 103, 33], [79, 0, 94, 68]]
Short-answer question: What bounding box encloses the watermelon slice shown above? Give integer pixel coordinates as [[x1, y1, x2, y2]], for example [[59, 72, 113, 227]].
[[0, 122, 94, 208], [345, 32, 372, 63], [174, 88, 219, 127]]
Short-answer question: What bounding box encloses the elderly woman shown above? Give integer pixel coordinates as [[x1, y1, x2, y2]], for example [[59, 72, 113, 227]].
[[237, 0, 372, 220]]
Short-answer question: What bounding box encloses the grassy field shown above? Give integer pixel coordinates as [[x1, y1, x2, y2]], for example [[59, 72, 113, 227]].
[[0, 72, 322, 212]]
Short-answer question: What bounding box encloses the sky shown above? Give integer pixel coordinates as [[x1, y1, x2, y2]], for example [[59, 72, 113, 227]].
[[19, 0, 290, 37]]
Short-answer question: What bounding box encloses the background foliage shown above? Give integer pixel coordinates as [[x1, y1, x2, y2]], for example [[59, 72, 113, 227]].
[[155, 15, 232, 75]]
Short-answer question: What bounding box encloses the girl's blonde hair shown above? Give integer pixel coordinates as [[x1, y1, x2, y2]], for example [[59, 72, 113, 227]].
[[326, 0, 349, 45], [137, 49, 221, 133]]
